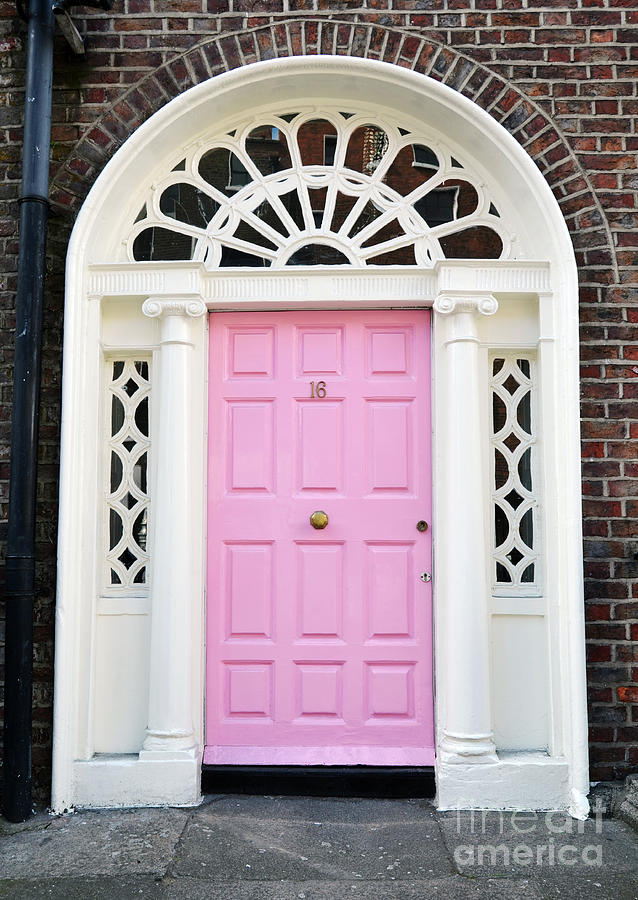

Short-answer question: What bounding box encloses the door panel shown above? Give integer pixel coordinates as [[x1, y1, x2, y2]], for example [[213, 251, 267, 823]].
[[205, 310, 433, 766]]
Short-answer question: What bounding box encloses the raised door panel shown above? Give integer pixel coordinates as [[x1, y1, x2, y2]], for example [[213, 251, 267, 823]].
[[296, 401, 344, 493], [296, 542, 344, 640], [226, 402, 274, 493]]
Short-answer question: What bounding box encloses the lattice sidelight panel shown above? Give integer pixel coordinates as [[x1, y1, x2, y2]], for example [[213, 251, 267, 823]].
[[105, 359, 151, 590], [127, 110, 515, 269], [491, 355, 539, 592]]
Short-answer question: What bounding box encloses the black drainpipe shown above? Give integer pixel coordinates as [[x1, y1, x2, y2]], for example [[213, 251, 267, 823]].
[[4, 0, 114, 823], [3, 0, 55, 824]]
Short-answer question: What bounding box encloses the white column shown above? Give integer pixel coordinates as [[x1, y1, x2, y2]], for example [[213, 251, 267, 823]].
[[434, 292, 499, 765], [140, 297, 206, 756]]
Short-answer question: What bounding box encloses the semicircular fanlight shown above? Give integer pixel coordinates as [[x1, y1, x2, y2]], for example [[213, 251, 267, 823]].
[[128, 110, 517, 268]]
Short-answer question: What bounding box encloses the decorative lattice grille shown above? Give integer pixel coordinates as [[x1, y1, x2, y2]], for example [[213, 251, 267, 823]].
[[128, 110, 514, 269], [105, 359, 150, 590], [491, 355, 539, 591]]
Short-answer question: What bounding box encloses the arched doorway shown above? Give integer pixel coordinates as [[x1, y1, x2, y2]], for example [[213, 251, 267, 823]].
[[52, 56, 588, 817]]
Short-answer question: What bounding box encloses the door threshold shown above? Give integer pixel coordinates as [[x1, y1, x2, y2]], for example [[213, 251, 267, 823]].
[[201, 765, 435, 798]]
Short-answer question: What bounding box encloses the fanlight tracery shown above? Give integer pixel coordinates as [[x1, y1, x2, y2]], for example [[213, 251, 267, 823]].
[[128, 110, 514, 269]]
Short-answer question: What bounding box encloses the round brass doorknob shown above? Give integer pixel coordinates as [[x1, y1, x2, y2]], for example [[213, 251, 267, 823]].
[[310, 510, 329, 530]]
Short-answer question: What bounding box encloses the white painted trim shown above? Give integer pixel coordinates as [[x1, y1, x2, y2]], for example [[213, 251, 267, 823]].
[[205, 747, 436, 766], [87, 261, 551, 307], [96, 597, 151, 616], [73, 752, 201, 809], [53, 56, 588, 816], [434, 294, 499, 767], [490, 597, 545, 617], [140, 298, 205, 756], [437, 753, 571, 812]]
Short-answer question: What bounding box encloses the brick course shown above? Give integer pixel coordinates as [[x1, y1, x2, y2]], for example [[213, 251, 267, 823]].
[[1, 2, 638, 796]]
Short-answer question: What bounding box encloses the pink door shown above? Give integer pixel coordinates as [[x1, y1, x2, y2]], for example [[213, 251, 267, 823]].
[[205, 310, 433, 766]]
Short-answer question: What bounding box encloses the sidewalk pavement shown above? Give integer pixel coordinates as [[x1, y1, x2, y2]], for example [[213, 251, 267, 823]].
[[1, 794, 638, 899]]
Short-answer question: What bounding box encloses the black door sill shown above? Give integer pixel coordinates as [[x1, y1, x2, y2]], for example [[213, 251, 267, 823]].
[[201, 765, 435, 798]]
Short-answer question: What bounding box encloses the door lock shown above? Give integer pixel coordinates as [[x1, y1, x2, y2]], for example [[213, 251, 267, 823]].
[[416, 520, 428, 532], [420, 572, 431, 583]]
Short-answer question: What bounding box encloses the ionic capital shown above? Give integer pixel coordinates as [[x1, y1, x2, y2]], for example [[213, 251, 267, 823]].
[[433, 292, 498, 317], [142, 297, 206, 319]]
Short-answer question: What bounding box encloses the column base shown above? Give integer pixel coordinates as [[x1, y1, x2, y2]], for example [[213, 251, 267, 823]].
[[68, 749, 202, 810], [436, 751, 574, 813], [143, 729, 196, 753], [139, 746, 198, 763], [439, 731, 499, 765]]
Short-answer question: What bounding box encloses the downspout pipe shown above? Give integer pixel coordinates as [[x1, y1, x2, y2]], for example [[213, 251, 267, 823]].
[[3, 0, 54, 823]]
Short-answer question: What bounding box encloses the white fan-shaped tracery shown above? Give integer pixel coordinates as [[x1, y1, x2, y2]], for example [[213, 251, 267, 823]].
[[128, 109, 515, 269]]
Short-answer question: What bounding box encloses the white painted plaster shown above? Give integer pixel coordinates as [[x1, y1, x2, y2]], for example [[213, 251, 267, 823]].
[[436, 753, 571, 812]]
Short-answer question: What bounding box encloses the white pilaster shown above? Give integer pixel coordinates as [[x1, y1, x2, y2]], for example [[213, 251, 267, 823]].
[[140, 297, 206, 759], [434, 292, 499, 766]]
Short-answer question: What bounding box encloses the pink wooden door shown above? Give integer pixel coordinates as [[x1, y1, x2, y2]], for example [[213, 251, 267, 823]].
[[205, 310, 433, 766]]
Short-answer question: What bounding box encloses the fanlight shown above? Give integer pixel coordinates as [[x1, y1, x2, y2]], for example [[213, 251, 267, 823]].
[[128, 110, 513, 268]]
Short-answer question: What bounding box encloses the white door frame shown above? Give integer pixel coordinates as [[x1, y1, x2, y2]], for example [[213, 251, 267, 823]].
[[52, 57, 589, 817]]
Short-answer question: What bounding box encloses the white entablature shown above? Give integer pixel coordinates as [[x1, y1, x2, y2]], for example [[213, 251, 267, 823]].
[[87, 260, 551, 308]]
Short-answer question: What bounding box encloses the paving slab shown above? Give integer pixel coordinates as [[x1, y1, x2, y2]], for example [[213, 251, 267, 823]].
[[536, 874, 638, 900], [0, 875, 544, 900], [200, 794, 436, 824], [438, 808, 638, 878], [0, 875, 163, 899], [0, 805, 55, 838], [0, 807, 189, 879], [171, 814, 452, 881], [158, 875, 543, 899], [1, 796, 637, 900]]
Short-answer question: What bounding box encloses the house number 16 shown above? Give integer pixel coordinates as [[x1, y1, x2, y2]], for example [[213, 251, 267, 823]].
[[310, 381, 327, 398]]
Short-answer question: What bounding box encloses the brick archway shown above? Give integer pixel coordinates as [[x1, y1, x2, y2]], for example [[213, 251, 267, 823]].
[[51, 18, 615, 297]]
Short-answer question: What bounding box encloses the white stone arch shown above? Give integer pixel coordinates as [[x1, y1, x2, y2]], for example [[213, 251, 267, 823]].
[[52, 57, 588, 817]]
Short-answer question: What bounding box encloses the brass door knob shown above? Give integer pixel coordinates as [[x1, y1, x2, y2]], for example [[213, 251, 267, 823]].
[[310, 510, 329, 530]]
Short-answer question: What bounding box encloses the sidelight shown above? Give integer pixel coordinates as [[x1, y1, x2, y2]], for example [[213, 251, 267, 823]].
[[104, 358, 151, 590], [490, 354, 539, 592]]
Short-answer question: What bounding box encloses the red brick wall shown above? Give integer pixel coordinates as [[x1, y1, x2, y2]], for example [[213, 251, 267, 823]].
[[1, 4, 637, 796]]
